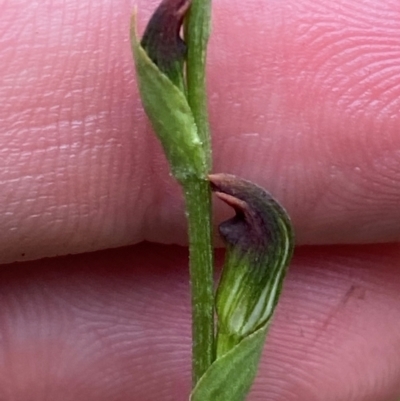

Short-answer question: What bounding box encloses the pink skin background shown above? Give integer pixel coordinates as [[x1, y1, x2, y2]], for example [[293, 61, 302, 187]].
[[0, 0, 399, 399]]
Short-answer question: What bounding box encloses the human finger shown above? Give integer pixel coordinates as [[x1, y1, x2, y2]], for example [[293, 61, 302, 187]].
[[1, 0, 400, 263], [0, 243, 398, 400]]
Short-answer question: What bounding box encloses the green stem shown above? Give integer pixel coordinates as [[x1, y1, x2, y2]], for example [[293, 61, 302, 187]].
[[184, 0, 214, 388], [131, 0, 214, 389], [183, 177, 214, 386], [185, 0, 212, 170]]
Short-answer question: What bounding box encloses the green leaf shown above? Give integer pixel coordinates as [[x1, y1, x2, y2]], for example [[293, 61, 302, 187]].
[[130, 15, 207, 182], [190, 326, 267, 401]]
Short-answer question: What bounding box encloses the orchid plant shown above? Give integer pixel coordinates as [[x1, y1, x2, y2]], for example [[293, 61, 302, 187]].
[[131, 0, 294, 399]]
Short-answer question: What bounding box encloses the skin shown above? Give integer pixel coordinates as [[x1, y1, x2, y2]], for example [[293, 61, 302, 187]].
[[0, 0, 399, 399]]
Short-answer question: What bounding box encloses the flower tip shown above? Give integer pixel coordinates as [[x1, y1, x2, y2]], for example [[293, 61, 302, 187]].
[[208, 173, 234, 190], [140, 0, 191, 72]]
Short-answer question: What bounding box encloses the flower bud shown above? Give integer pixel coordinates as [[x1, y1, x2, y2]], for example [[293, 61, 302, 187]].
[[141, 0, 190, 90], [209, 174, 294, 357], [130, 2, 207, 182]]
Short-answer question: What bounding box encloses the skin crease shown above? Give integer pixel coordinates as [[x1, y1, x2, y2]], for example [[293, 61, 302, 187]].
[[0, 0, 399, 399]]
